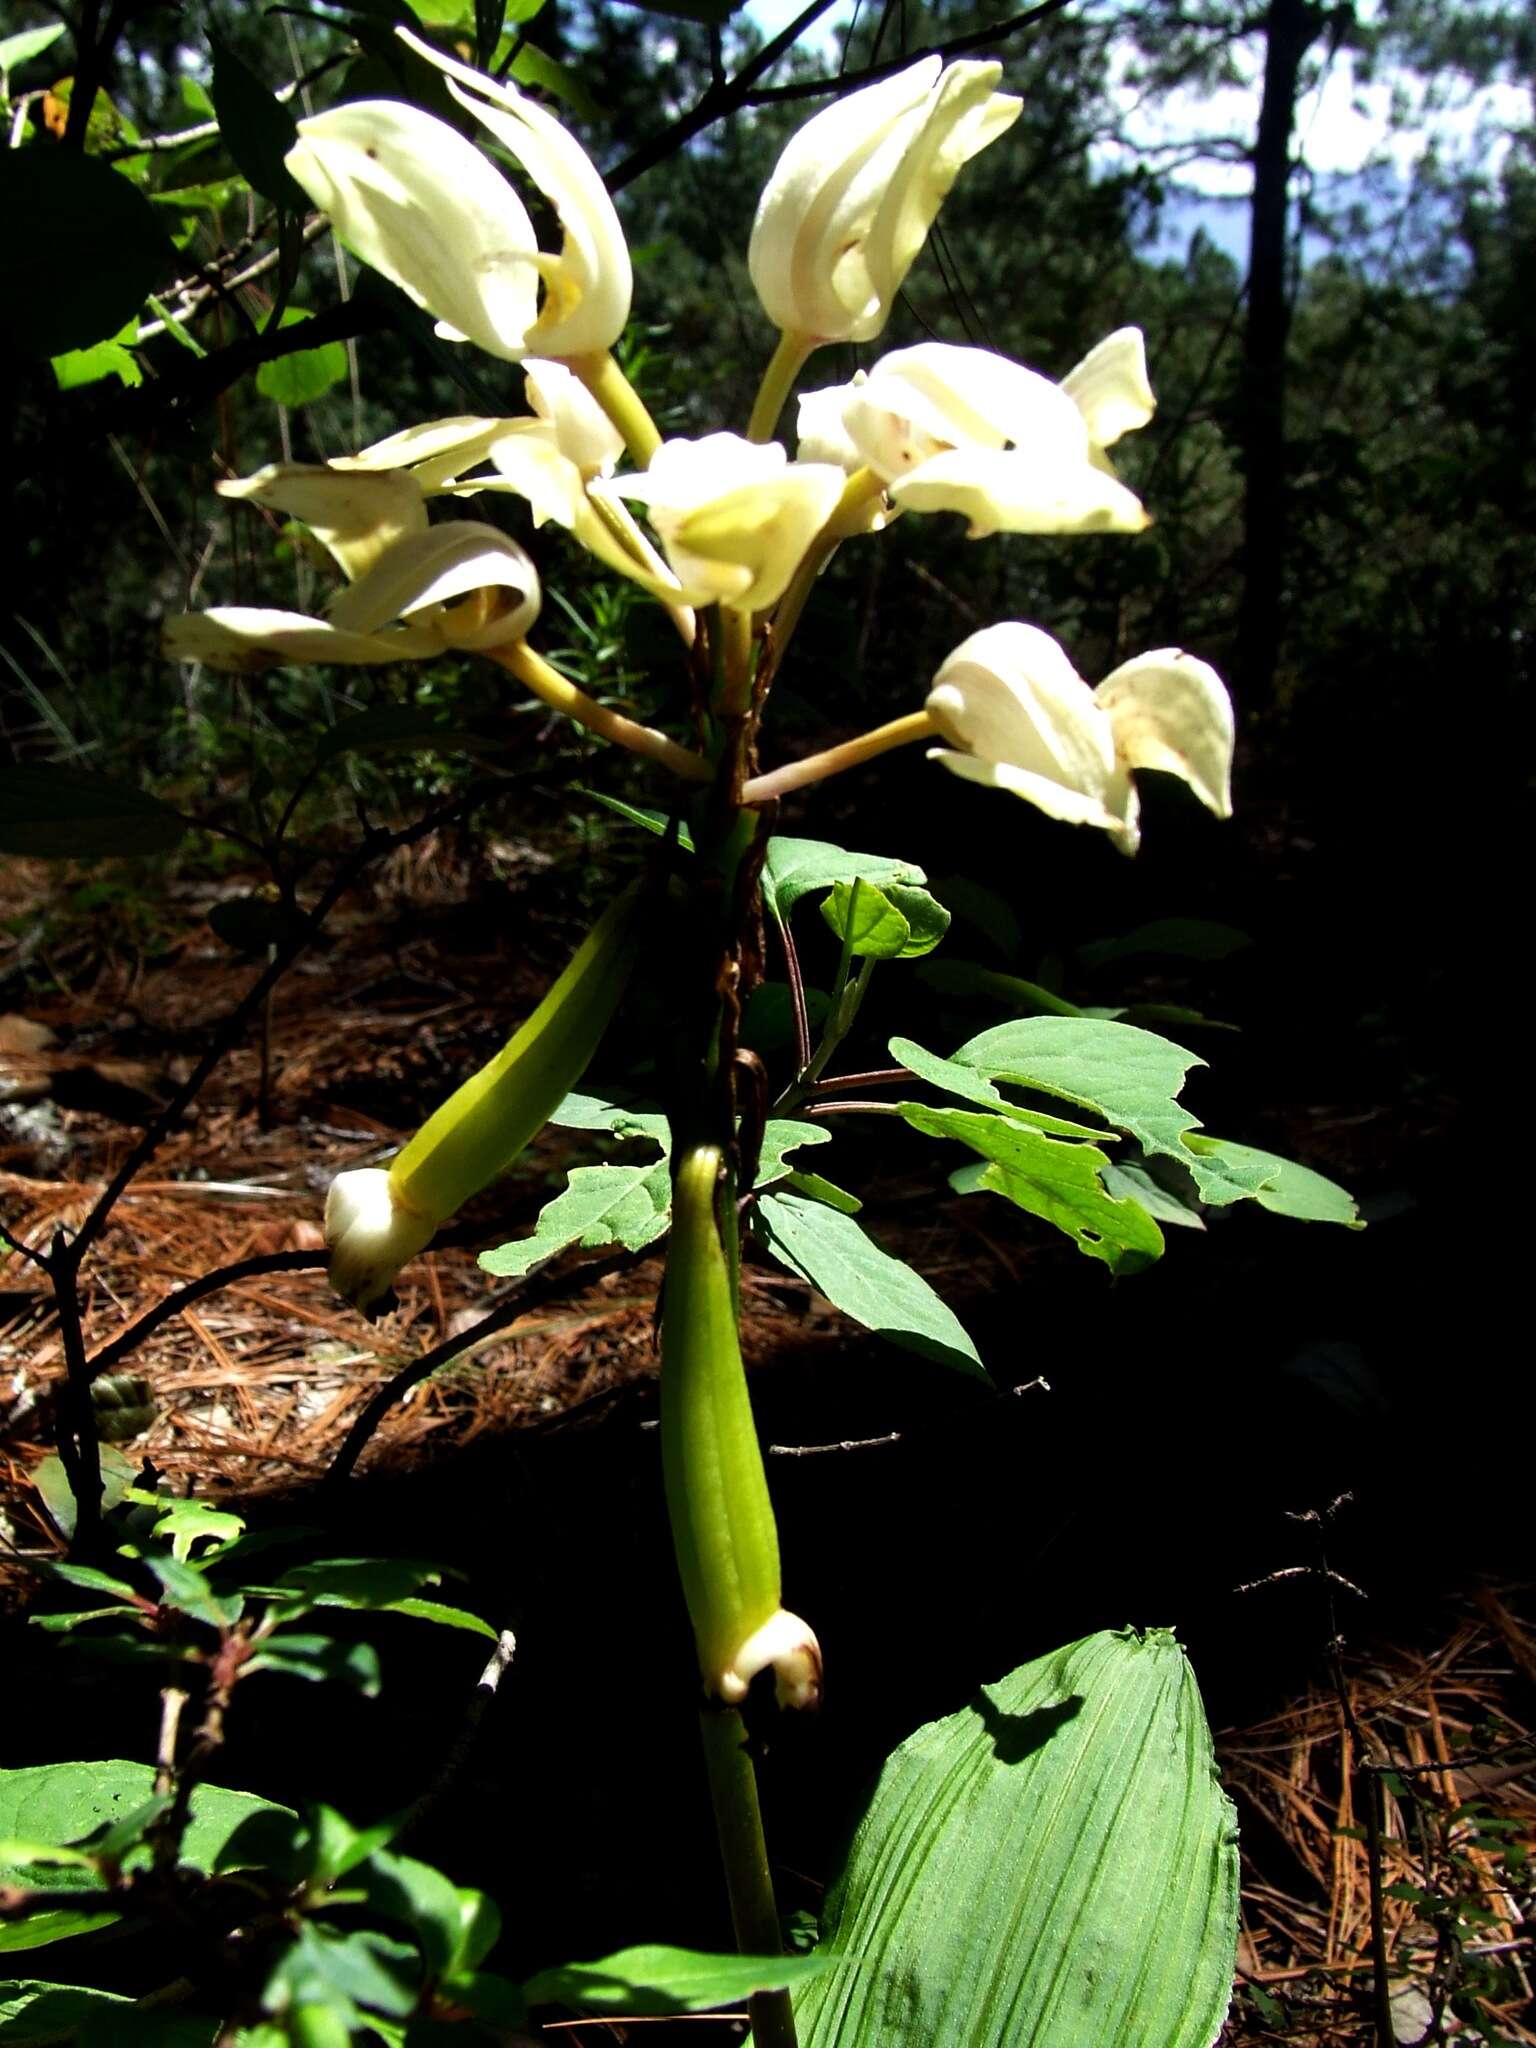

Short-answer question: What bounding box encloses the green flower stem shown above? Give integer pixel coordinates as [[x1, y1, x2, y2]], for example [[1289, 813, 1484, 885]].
[[743, 708, 937, 805], [568, 348, 663, 468], [700, 1705, 800, 2048], [747, 330, 817, 444], [489, 639, 711, 781]]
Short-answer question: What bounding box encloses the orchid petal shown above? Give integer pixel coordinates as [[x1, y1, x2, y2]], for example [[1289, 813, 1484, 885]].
[[216, 463, 428, 582], [1061, 326, 1156, 449], [1094, 650, 1235, 817]]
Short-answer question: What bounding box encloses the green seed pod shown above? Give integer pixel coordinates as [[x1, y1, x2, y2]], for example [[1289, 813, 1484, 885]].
[[325, 882, 644, 1310], [661, 1142, 820, 1709]]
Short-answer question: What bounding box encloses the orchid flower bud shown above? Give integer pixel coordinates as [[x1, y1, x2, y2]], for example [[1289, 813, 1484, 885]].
[[661, 1144, 821, 1710], [325, 885, 644, 1312], [925, 622, 1234, 854], [749, 56, 1020, 346], [598, 434, 845, 610]]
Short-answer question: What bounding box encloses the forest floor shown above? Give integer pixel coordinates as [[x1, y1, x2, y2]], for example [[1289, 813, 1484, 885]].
[[1, 842, 1531, 2048]]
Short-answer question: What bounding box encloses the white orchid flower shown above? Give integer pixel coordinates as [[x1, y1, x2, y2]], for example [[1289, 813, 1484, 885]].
[[163, 497, 541, 672], [925, 622, 1234, 854], [802, 333, 1155, 537], [596, 434, 846, 610], [285, 33, 629, 364], [749, 55, 1020, 346]]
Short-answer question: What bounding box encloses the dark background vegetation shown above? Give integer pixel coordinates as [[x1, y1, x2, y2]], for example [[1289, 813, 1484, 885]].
[[2, 0, 1533, 2038]]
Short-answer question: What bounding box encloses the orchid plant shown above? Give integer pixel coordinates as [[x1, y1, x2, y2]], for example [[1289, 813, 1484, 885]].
[[64, 25, 1360, 2045]]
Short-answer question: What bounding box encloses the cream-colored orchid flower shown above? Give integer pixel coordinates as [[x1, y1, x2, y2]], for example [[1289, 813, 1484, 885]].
[[805, 336, 1154, 537], [749, 55, 1020, 346], [523, 358, 626, 478], [216, 463, 428, 581], [395, 27, 631, 357], [163, 519, 541, 672], [285, 33, 629, 364], [597, 434, 845, 610], [925, 622, 1234, 854], [339, 417, 511, 494], [286, 101, 542, 362]]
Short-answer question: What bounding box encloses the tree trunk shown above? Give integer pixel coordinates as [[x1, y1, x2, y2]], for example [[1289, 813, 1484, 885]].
[[1236, 0, 1324, 714]]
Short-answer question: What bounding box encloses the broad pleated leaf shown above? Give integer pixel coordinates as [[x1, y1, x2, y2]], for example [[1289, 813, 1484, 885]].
[[796, 1627, 1239, 2048]]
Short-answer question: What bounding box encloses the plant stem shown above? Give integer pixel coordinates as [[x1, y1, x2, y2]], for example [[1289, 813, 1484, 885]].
[[568, 349, 663, 467], [748, 331, 816, 444], [700, 1706, 799, 2048], [489, 640, 711, 780], [744, 709, 936, 805]]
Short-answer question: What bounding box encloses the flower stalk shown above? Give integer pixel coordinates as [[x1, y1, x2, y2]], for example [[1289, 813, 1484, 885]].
[[487, 640, 710, 780], [744, 709, 936, 805], [568, 349, 663, 468]]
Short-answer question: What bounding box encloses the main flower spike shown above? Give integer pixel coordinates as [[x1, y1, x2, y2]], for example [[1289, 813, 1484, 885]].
[[661, 1143, 822, 1710], [926, 622, 1234, 854], [162, 465, 540, 672], [598, 434, 846, 610], [800, 333, 1155, 536], [285, 30, 630, 363], [749, 55, 1020, 347], [326, 883, 645, 1312]]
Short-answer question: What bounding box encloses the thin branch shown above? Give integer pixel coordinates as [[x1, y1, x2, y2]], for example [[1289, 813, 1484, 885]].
[[809, 1066, 912, 1094], [768, 1430, 901, 1457], [741, 0, 1079, 105], [0, 1220, 48, 1273], [323, 1247, 640, 1488], [51, 1237, 103, 1555], [773, 914, 813, 1080], [606, 0, 841, 192], [397, 1629, 518, 1843], [86, 1250, 327, 1384]]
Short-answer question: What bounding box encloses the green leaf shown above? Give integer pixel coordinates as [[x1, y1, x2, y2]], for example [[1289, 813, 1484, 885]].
[[782, 1169, 862, 1215], [265, 1558, 443, 1609], [148, 1498, 246, 1560], [0, 767, 185, 860], [265, 1923, 420, 2022], [208, 35, 306, 212], [0, 151, 174, 358], [905, 1019, 1273, 1206], [0, 1765, 287, 1952], [255, 308, 349, 407], [891, 1036, 1105, 1137], [916, 961, 1084, 1018], [315, 704, 468, 762], [376, 1597, 497, 1639], [480, 1159, 672, 1277], [576, 789, 694, 850], [1181, 1139, 1362, 1227], [362, 1850, 467, 1975], [0, 25, 68, 79], [149, 178, 246, 215], [753, 1193, 986, 1380], [901, 1105, 1164, 1274], [44, 1562, 142, 1605], [0, 1981, 129, 2042], [52, 317, 142, 393], [146, 1555, 242, 1628], [821, 878, 950, 960], [795, 1628, 1239, 2048], [760, 836, 925, 928], [755, 1120, 831, 1188], [246, 1635, 382, 1696], [524, 1945, 831, 2016], [1078, 918, 1253, 968], [31, 1447, 135, 1542], [1099, 1162, 1206, 1231], [507, 42, 601, 120], [550, 1090, 670, 1144]]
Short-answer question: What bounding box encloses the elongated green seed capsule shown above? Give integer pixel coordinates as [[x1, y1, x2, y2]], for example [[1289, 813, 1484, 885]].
[[661, 1142, 821, 1709], [325, 882, 643, 1311]]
